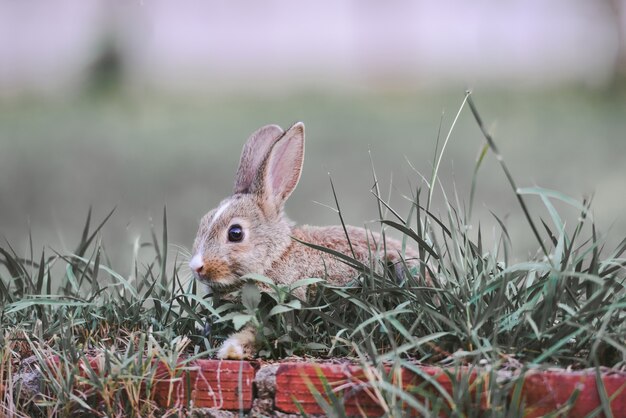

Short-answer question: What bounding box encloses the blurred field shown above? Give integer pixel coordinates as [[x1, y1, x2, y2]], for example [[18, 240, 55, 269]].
[[1, 88, 625, 267]]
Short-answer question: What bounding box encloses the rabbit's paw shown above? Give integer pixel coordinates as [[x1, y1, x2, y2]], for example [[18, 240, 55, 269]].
[[216, 327, 256, 359], [217, 338, 245, 359]]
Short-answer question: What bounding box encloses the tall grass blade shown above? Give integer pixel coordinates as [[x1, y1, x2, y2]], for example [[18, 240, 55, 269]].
[[467, 93, 548, 257]]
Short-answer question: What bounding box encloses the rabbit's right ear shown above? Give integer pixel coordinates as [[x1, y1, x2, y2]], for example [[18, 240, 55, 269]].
[[234, 124, 285, 194], [252, 122, 305, 215]]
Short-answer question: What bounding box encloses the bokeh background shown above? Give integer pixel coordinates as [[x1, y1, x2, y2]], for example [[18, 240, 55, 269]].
[[1, 0, 625, 268]]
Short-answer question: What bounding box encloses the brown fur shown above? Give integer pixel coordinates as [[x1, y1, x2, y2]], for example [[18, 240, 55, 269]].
[[191, 123, 421, 359], [271, 226, 418, 287]]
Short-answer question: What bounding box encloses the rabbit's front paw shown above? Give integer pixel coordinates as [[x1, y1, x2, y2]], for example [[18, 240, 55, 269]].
[[216, 327, 256, 359], [217, 338, 245, 359]]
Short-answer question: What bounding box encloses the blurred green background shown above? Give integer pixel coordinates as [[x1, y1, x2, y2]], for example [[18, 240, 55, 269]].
[[1, 1, 625, 267]]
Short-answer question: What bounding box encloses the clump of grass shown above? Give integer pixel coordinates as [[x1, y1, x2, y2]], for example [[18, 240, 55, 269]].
[[0, 208, 219, 416], [1, 92, 625, 416]]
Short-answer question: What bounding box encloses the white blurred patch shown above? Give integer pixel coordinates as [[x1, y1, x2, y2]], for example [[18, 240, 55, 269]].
[[189, 253, 203, 271]]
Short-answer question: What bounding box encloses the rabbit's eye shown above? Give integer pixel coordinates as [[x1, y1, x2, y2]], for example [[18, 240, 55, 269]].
[[228, 224, 244, 242]]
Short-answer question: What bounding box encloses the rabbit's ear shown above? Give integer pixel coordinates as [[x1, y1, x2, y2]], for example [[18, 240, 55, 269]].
[[234, 124, 285, 194], [254, 122, 305, 213]]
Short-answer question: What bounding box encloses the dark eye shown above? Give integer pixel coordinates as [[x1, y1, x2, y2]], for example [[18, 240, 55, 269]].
[[227, 224, 244, 242]]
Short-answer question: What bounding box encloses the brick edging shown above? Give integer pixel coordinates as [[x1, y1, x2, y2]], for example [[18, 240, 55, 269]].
[[153, 360, 626, 416], [44, 357, 626, 416]]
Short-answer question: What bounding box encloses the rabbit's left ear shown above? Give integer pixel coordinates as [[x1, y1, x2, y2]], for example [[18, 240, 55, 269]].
[[253, 122, 305, 214], [234, 124, 285, 194]]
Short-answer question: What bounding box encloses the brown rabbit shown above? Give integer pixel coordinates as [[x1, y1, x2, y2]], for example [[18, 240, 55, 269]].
[[190, 122, 419, 359]]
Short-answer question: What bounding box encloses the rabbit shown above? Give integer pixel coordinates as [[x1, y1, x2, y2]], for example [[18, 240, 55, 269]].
[[190, 122, 421, 359]]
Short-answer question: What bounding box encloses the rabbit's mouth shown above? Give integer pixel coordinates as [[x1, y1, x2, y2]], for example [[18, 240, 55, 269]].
[[204, 277, 241, 292], [197, 274, 239, 287], [192, 258, 239, 286]]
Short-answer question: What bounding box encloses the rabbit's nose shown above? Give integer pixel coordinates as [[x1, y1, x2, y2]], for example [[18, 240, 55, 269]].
[[189, 254, 204, 275]]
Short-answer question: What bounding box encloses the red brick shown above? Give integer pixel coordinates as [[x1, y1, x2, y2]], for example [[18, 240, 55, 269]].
[[274, 362, 464, 415], [522, 369, 626, 418], [152, 359, 255, 410]]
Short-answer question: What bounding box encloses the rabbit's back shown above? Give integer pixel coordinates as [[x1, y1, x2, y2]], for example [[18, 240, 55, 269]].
[[266, 225, 418, 288]]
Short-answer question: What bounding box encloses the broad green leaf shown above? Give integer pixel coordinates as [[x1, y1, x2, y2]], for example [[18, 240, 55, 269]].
[[284, 299, 301, 309], [268, 304, 294, 317], [241, 282, 261, 312], [232, 314, 253, 330], [241, 273, 275, 286], [290, 277, 325, 290]]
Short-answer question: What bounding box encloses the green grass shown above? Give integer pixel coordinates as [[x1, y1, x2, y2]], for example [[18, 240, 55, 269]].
[[1, 92, 625, 416]]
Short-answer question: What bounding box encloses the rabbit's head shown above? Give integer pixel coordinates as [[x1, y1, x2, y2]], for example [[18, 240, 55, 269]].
[[190, 123, 305, 288]]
